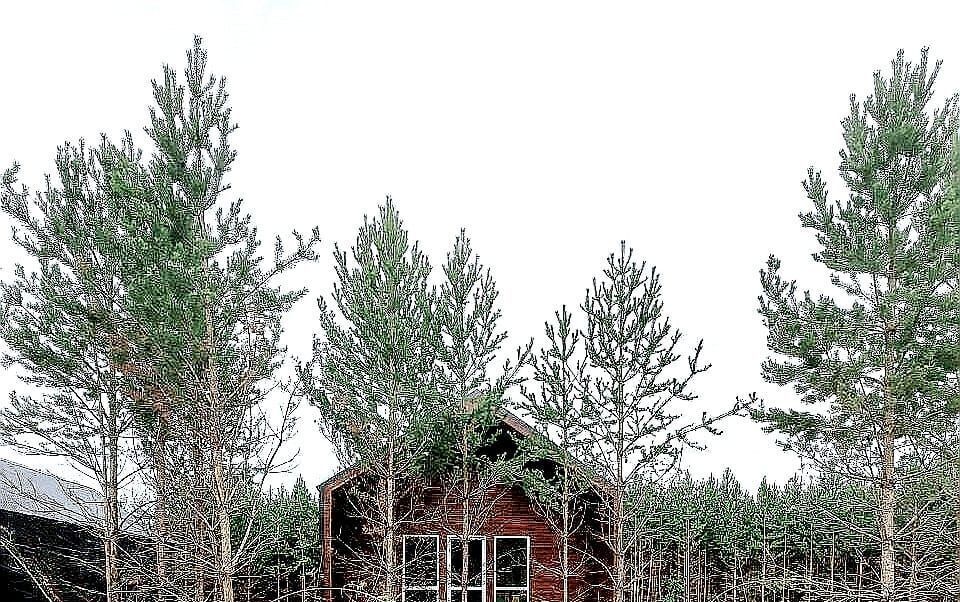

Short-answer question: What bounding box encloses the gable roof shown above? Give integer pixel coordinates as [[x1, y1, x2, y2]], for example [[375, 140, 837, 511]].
[[318, 407, 559, 496], [0, 458, 103, 526]]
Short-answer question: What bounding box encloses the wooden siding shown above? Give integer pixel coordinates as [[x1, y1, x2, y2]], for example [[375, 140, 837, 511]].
[[321, 477, 609, 602]]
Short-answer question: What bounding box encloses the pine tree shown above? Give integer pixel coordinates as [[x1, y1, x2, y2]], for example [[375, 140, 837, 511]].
[[753, 48, 960, 602], [0, 137, 134, 602], [535, 243, 749, 602], [302, 198, 441, 602], [107, 37, 318, 602], [102, 118, 209, 602], [240, 477, 322, 602], [518, 305, 592, 602], [431, 230, 529, 602]]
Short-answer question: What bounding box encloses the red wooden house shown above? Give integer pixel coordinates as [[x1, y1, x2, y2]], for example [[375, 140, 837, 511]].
[[319, 410, 612, 602]]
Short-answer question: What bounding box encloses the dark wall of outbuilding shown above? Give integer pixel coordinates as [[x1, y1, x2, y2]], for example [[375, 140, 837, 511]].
[[0, 509, 104, 602]]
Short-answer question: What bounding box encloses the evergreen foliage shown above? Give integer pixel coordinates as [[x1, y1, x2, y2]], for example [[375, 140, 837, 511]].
[[753, 48, 960, 601], [432, 231, 529, 602], [520, 243, 751, 602], [0, 136, 132, 602], [301, 198, 444, 602], [235, 477, 322, 602], [8, 30, 960, 602]]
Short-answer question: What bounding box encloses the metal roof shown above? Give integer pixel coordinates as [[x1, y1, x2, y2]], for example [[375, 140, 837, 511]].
[[0, 458, 103, 526]]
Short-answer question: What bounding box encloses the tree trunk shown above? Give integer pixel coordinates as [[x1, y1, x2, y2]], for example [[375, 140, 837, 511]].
[[460, 427, 471, 602], [214, 446, 235, 602], [956, 483, 960, 597], [733, 550, 740, 602], [562, 445, 571, 602], [612, 489, 626, 602], [384, 438, 397, 602], [781, 531, 787, 602], [878, 236, 898, 602], [276, 520, 282, 602], [684, 518, 690, 602], [856, 557, 863, 602], [104, 390, 120, 602], [952, 453, 960, 598], [760, 514, 767, 602], [154, 435, 170, 602], [194, 435, 206, 602], [206, 302, 236, 602], [879, 387, 896, 602], [830, 532, 836, 595]]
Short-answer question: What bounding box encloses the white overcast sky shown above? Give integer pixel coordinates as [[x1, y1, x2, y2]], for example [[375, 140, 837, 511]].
[[3, 1, 959, 492]]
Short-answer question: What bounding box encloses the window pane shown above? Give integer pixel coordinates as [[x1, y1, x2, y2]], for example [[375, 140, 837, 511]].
[[495, 594, 528, 602], [467, 539, 483, 584], [404, 537, 438, 588], [450, 590, 483, 602], [449, 540, 463, 586], [495, 538, 527, 589], [449, 539, 483, 587], [405, 591, 438, 602]]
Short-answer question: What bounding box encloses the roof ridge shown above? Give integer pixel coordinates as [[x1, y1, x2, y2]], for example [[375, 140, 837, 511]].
[[0, 456, 99, 497]]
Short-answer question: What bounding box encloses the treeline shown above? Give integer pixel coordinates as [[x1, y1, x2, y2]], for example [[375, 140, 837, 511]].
[[155, 463, 960, 602], [234, 478, 322, 602], [627, 468, 957, 602], [2, 34, 960, 602]]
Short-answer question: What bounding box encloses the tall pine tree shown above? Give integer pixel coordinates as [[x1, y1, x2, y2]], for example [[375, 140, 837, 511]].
[[302, 198, 441, 602], [753, 48, 960, 602], [534, 243, 748, 602], [0, 137, 135, 602], [107, 37, 319, 602], [431, 231, 529, 602]]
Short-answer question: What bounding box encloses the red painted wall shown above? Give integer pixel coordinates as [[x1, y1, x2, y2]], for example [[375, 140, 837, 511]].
[[323, 477, 609, 602]]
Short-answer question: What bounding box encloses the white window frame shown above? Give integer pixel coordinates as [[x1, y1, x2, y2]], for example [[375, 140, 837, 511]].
[[493, 536, 530, 602], [403, 535, 440, 602], [446, 536, 486, 602]]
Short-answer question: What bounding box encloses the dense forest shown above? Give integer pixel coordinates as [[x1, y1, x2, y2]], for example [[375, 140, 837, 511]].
[[1, 35, 960, 602], [185, 467, 960, 602]]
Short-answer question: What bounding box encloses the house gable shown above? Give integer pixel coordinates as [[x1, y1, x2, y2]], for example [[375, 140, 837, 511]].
[[318, 410, 610, 602]]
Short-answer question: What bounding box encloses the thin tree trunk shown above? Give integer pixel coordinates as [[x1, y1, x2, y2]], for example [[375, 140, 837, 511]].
[[277, 519, 282, 602], [879, 239, 898, 602], [154, 435, 170, 602], [733, 550, 740, 602], [830, 532, 835, 595], [206, 303, 236, 602], [385, 436, 397, 602], [647, 540, 654, 602], [684, 518, 690, 602], [656, 543, 663, 602], [760, 513, 767, 602], [781, 531, 787, 602], [559, 439, 572, 602], [951, 451, 960, 597], [856, 557, 863, 602], [879, 393, 896, 602], [956, 480, 960, 597], [213, 446, 235, 602], [104, 389, 120, 602], [460, 427, 471, 602], [612, 486, 626, 602], [194, 435, 206, 602]]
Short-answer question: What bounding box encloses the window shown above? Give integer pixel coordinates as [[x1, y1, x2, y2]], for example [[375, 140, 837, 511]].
[[447, 537, 485, 602], [494, 537, 529, 602], [404, 535, 439, 602]]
